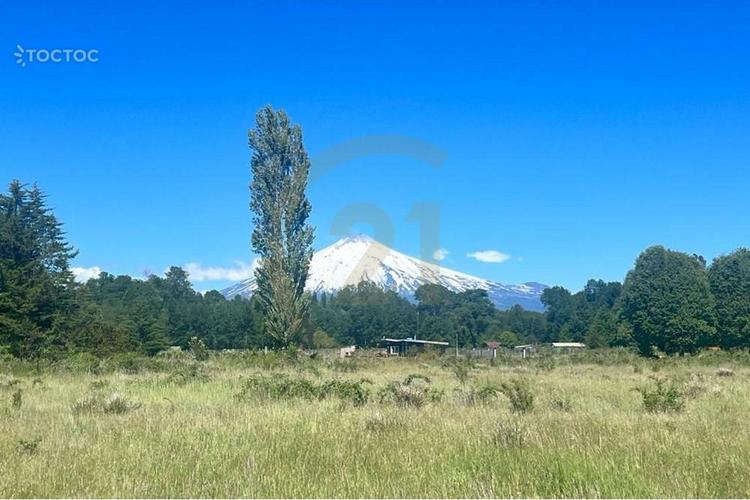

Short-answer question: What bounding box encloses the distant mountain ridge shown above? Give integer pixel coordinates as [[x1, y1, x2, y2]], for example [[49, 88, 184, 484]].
[[221, 235, 547, 311]]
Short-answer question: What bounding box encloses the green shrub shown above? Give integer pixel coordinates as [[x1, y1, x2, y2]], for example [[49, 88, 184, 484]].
[[682, 373, 709, 399], [188, 337, 209, 361], [89, 380, 110, 390], [234, 374, 370, 405], [403, 373, 431, 385], [534, 357, 556, 372], [55, 352, 102, 374], [102, 393, 142, 414], [363, 411, 401, 433], [319, 379, 370, 406], [327, 358, 360, 373], [550, 396, 573, 412], [71, 392, 141, 415], [0, 377, 22, 390], [493, 421, 527, 449], [636, 378, 684, 413], [442, 357, 472, 384], [377, 375, 443, 408], [16, 437, 41, 455], [11, 389, 22, 409], [163, 363, 210, 385], [454, 383, 500, 406], [109, 352, 149, 374], [499, 379, 534, 413]]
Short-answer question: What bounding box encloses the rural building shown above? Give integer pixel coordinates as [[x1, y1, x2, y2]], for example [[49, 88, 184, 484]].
[[485, 341, 500, 358], [340, 345, 357, 358], [551, 342, 586, 352], [379, 337, 450, 356], [514, 344, 535, 358]]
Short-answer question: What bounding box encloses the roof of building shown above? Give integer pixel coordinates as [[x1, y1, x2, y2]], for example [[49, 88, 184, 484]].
[[380, 337, 450, 346], [551, 342, 586, 348]]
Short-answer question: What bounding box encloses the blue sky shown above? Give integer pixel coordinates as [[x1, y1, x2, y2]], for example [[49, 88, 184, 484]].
[[2, 1, 749, 292]]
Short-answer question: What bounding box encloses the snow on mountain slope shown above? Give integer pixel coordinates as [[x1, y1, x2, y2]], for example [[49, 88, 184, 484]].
[[221, 235, 546, 311]]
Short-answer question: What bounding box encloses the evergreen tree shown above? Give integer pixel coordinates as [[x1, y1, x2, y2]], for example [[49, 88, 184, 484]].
[[621, 246, 716, 355], [0, 181, 77, 357], [248, 106, 314, 346], [150, 267, 201, 347], [709, 248, 750, 348]]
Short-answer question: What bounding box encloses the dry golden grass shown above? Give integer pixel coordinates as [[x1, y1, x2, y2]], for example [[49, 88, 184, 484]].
[[1, 351, 749, 497]]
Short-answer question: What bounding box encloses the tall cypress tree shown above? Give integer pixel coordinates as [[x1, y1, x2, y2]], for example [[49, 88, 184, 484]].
[[249, 106, 314, 346]]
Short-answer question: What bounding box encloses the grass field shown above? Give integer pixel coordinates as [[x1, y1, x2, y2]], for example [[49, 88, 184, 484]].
[[1, 349, 749, 498]]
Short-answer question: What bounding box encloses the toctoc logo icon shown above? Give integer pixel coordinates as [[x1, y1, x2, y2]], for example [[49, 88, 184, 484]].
[[14, 44, 99, 68]]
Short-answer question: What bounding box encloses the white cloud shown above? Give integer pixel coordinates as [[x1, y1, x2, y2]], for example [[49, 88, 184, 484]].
[[182, 259, 259, 282], [433, 248, 449, 261], [467, 250, 511, 264], [71, 266, 102, 283]]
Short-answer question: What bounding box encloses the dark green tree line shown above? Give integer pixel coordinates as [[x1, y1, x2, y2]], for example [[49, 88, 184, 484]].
[[4, 180, 750, 359]]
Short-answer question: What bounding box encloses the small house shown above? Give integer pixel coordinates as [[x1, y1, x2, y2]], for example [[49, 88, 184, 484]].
[[551, 342, 586, 352], [340, 345, 357, 358], [379, 337, 450, 356], [514, 344, 535, 359], [485, 341, 500, 359]]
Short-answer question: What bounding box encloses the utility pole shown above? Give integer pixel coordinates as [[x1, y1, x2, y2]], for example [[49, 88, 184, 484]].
[[416, 310, 420, 341]]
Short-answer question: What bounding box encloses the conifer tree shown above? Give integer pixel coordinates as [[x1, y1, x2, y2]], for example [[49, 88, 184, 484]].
[[0, 181, 77, 357], [248, 106, 314, 346]]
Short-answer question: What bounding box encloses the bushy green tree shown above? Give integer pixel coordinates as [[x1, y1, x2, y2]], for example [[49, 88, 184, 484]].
[[621, 246, 716, 355], [249, 106, 314, 346], [709, 248, 750, 348]]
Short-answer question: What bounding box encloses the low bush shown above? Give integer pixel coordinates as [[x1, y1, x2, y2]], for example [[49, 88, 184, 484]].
[[108, 353, 152, 374], [442, 357, 473, 384], [550, 396, 573, 412], [636, 378, 684, 413], [403, 373, 431, 385], [54, 352, 103, 374], [0, 377, 22, 390], [16, 437, 41, 455], [454, 383, 500, 406], [682, 373, 709, 399], [163, 363, 210, 385], [327, 359, 360, 373], [362, 411, 401, 433], [71, 391, 142, 415], [234, 374, 370, 406], [188, 337, 209, 361], [11, 389, 22, 409], [499, 378, 534, 413], [492, 421, 528, 449], [102, 394, 142, 414], [377, 375, 443, 408]]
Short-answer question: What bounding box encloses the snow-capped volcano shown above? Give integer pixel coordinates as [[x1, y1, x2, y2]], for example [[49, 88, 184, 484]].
[[221, 235, 546, 311]]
